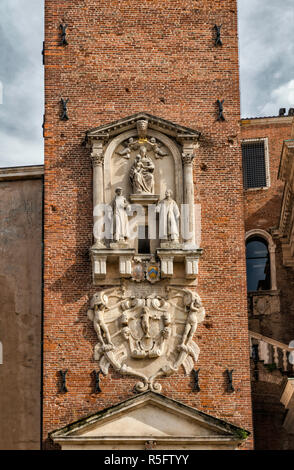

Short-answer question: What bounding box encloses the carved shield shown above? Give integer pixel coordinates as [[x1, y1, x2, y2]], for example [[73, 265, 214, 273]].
[[131, 261, 145, 282], [87, 286, 205, 392], [146, 263, 160, 284]]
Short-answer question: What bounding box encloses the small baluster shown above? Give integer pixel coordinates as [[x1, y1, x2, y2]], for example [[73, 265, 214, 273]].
[[282, 349, 288, 372]]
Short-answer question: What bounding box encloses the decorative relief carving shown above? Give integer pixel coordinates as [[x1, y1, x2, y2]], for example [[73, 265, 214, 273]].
[[120, 296, 171, 359], [116, 136, 168, 161], [131, 258, 161, 284], [181, 152, 195, 165], [87, 286, 205, 392]]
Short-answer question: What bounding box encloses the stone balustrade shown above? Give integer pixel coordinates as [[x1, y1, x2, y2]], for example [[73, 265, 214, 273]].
[[249, 331, 294, 373]]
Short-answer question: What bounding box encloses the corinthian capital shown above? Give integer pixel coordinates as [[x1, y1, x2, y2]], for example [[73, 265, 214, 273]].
[[91, 151, 104, 167], [182, 152, 195, 166], [91, 141, 104, 167]]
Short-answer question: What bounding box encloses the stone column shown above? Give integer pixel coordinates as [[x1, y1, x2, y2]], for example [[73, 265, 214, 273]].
[[268, 242, 277, 291], [91, 140, 106, 248], [182, 142, 198, 247]]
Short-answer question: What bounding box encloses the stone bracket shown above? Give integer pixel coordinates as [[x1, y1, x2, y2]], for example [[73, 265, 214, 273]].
[[157, 248, 203, 280], [90, 247, 135, 284], [185, 257, 199, 278], [158, 255, 174, 278], [91, 254, 107, 281], [119, 256, 133, 278]]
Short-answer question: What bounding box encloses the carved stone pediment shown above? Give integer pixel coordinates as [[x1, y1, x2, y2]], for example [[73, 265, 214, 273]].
[[87, 284, 205, 392], [50, 392, 249, 450], [86, 112, 201, 144]]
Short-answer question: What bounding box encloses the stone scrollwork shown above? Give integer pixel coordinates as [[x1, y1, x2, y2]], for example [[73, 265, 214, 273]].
[[87, 286, 205, 392]]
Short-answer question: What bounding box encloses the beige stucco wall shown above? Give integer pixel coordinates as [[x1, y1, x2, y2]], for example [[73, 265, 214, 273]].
[[0, 167, 43, 450]]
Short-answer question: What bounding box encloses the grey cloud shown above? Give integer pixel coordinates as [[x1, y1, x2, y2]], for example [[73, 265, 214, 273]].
[[0, 0, 44, 167], [0, 1, 293, 167], [238, 0, 294, 117]]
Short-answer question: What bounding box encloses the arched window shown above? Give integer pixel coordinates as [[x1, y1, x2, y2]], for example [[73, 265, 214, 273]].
[[246, 237, 271, 292]]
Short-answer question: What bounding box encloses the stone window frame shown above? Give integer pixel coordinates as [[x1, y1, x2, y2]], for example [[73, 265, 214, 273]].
[[245, 229, 277, 292], [241, 137, 270, 190]]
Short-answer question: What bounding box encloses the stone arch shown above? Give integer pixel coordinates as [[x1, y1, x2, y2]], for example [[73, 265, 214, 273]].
[[103, 129, 183, 205]]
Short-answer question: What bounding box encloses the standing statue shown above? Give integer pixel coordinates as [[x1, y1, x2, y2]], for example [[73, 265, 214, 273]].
[[111, 187, 130, 243], [156, 189, 180, 243], [130, 146, 155, 194]]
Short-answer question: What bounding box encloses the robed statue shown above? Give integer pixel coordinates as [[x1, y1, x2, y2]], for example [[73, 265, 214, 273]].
[[156, 189, 180, 243], [111, 187, 130, 242]]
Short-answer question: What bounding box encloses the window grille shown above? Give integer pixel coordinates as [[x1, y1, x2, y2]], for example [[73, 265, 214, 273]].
[[242, 141, 267, 189]]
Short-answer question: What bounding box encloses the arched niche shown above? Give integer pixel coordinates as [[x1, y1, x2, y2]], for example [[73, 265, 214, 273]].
[[103, 129, 183, 206]]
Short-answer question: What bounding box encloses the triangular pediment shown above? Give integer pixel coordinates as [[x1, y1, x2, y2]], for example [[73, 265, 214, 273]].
[[50, 392, 249, 449], [85, 112, 201, 144]]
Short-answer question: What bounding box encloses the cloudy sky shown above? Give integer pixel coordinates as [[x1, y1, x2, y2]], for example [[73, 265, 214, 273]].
[[0, 0, 293, 167]]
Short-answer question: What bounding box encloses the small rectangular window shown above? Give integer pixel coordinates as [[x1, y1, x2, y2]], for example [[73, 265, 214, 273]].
[[138, 225, 150, 254], [242, 140, 269, 189]]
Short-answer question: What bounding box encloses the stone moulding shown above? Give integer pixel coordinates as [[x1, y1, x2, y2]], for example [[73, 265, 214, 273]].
[[49, 391, 249, 451], [87, 285, 205, 392]]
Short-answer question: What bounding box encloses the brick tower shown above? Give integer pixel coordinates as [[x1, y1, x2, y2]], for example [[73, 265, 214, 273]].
[[43, 0, 253, 449]]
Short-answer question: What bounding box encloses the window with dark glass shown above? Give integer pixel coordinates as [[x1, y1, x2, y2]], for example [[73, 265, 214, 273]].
[[242, 141, 267, 189], [246, 237, 271, 291], [138, 225, 150, 254]]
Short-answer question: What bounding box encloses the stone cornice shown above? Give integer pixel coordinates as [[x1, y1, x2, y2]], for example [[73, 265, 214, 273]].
[[0, 165, 44, 181]]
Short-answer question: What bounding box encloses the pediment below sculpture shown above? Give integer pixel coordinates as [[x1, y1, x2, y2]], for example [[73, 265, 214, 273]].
[[50, 392, 249, 450]]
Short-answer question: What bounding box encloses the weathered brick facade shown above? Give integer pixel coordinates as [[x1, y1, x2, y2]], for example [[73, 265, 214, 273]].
[[241, 116, 294, 449], [242, 116, 294, 341], [43, 0, 253, 449]]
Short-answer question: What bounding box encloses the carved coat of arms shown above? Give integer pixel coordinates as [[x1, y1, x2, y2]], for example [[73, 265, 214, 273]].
[[87, 286, 205, 392]]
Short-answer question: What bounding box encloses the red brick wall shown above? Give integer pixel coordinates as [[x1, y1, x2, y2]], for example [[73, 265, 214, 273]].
[[242, 117, 293, 232], [43, 0, 253, 448], [241, 118, 294, 341], [242, 118, 294, 449]]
